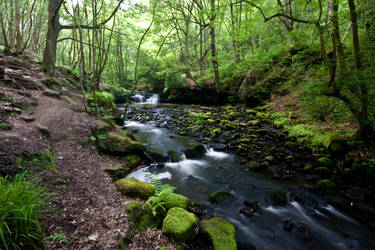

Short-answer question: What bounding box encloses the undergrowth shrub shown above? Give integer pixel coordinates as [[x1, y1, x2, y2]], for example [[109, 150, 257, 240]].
[[87, 91, 115, 109], [0, 172, 49, 250]]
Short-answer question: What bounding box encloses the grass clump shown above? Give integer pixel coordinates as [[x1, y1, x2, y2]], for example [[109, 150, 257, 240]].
[[0, 172, 49, 249]]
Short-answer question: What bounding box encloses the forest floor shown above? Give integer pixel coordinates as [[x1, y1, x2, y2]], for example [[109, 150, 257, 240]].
[[0, 55, 173, 249]]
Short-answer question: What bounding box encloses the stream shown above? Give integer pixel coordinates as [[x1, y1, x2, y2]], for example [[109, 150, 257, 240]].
[[123, 94, 375, 250]]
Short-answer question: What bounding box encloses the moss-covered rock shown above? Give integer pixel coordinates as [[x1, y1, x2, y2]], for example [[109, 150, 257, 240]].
[[317, 157, 334, 167], [200, 217, 236, 250], [314, 167, 331, 177], [264, 155, 275, 163], [92, 119, 114, 135], [284, 142, 297, 149], [43, 89, 60, 98], [97, 132, 145, 154], [269, 189, 288, 206], [125, 201, 148, 231], [167, 150, 179, 162], [104, 167, 127, 181], [41, 77, 62, 93], [159, 192, 190, 210], [314, 179, 337, 191], [209, 190, 233, 204], [124, 154, 142, 168], [162, 207, 199, 242], [115, 178, 155, 199], [183, 144, 206, 159], [35, 124, 50, 136], [303, 163, 313, 172], [210, 128, 222, 137], [149, 150, 168, 163]]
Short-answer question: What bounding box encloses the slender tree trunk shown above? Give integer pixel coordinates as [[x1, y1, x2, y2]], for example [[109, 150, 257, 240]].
[[210, 0, 220, 95], [329, 0, 345, 82], [9, 0, 15, 50], [348, 0, 372, 140]]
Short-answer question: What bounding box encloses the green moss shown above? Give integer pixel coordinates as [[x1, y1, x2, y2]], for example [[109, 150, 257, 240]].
[[219, 120, 237, 130], [104, 167, 127, 181], [162, 207, 199, 242], [125, 201, 148, 231], [200, 217, 236, 250], [209, 190, 233, 204], [317, 157, 334, 167], [0, 123, 11, 130], [284, 142, 297, 149], [269, 189, 287, 206], [159, 192, 190, 210], [179, 129, 187, 135], [124, 154, 142, 167], [303, 163, 313, 172], [314, 167, 331, 176], [315, 179, 337, 190], [264, 155, 275, 163], [210, 128, 222, 137], [167, 150, 179, 162], [97, 132, 145, 154], [115, 178, 155, 199]]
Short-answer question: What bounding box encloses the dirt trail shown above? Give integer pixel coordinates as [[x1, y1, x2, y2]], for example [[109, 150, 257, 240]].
[[0, 56, 172, 249]]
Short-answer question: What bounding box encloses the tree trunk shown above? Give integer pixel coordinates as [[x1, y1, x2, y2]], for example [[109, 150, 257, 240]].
[[42, 0, 63, 75], [210, 0, 220, 95], [347, 0, 373, 141], [329, 0, 345, 82]]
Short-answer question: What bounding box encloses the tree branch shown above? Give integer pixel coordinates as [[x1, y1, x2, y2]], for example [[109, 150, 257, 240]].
[[60, 0, 124, 30]]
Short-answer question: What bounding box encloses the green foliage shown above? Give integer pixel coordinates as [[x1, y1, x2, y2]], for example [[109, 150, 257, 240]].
[[87, 91, 115, 109], [110, 87, 131, 103], [0, 172, 49, 250], [45, 232, 68, 244], [16, 148, 56, 173], [147, 178, 177, 216]]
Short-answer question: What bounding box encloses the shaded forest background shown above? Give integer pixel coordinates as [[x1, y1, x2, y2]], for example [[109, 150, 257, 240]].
[[1, 0, 374, 143]]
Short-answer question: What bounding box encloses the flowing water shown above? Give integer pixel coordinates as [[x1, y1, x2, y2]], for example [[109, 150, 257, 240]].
[[124, 95, 375, 250]]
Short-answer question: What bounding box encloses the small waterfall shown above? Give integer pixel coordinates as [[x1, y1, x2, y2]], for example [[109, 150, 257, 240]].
[[133, 94, 145, 103], [144, 94, 159, 104], [131, 93, 159, 104]]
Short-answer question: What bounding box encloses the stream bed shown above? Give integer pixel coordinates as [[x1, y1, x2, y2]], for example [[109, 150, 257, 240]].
[[124, 101, 375, 250]]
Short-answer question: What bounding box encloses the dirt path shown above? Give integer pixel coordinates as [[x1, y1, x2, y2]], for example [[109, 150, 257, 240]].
[[0, 55, 173, 249]]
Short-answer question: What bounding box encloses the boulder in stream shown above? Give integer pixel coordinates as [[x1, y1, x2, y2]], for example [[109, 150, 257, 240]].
[[167, 150, 179, 162], [314, 179, 337, 191], [209, 190, 233, 204], [115, 178, 155, 199], [200, 217, 237, 250], [269, 189, 288, 206], [183, 144, 206, 159], [162, 207, 199, 242]]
